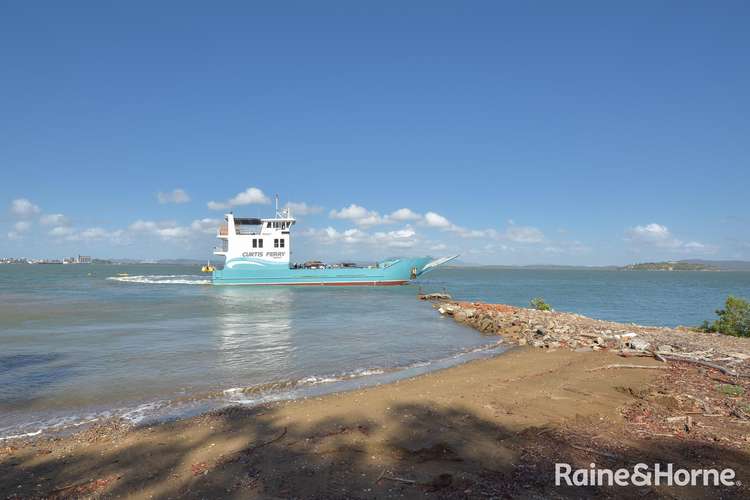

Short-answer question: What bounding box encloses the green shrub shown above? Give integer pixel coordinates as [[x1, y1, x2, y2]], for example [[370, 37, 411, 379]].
[[530, 297, 552, 311], [700, 296, 750, 337], [716, 384, 745, 397]]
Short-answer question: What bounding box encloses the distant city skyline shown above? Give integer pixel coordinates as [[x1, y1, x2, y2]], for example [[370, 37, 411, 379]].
[[1, 2, 748, 265]]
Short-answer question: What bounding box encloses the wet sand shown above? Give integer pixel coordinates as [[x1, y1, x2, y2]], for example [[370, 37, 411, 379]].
[[2, 348, 748, 499]]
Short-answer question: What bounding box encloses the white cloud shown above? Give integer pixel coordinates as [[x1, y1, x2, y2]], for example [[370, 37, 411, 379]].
[[40, 213, 70, 226], [49, 226, 74, 237], [371, 227, 418, 248], [505, 223, 544, 243], [455, 227, 499, 239], [10, 198, 40, 217], [208, 187, 271, 210], [330, 204, 369, 220], [423, 211, 453, 229], [683, 241, 707, 250], [207, 201, 228, 210], [190, 218, 219, 234], [388, 208, 422, 222], [74, 228, 125, 242], [285, 202, 323, 216], [542, 240, 591, 255], [46, 225, 126, 243], [305, 227, 367, 245], [130, 219, 190, 240], [76, 228, 109, 240], [329, 204, 386, 227], [157, 188, 190, 204], [129, 218, 220, 240], [14, 221, 31, 232], [626, 223, 675, 246], [305, 225, 419, 248], [7, 221, 32, 240], [625, 223, 716, 254], [421, 211, 498, 239]]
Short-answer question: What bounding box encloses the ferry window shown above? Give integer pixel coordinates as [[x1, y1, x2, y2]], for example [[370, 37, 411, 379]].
[[280, 239, 285, 248], [258, 239, 263, 248], [252, 239, 257, 248], [274, 238, 279, 248]]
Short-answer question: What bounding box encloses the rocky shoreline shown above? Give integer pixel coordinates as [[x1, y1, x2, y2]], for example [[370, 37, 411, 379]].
[[429, 299, 750, 377]]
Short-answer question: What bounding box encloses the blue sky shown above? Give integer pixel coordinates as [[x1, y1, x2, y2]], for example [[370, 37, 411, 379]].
[[1, 1, 748, 264]]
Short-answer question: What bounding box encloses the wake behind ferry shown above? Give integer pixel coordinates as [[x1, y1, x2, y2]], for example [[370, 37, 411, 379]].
[[210, 201, 457, 286]]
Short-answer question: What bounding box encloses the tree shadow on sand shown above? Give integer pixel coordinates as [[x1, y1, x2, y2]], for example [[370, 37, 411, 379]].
[[1, 402, 749, 499]]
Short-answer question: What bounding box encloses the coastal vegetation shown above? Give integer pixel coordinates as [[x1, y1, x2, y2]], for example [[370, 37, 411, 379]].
[[697, 296, 750, 337], [530, 297, 552, 311]]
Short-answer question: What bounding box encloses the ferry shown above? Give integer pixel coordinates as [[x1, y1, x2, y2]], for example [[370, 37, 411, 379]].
[[210, 201, 457, 286]]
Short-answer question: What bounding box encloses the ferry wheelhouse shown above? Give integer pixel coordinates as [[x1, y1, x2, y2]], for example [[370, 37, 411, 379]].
[[211, 201, 456, 286]]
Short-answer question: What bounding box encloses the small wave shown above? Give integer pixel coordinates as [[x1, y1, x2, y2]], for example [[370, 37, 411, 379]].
[[107, 275, 210, 285], [119, 400, 170, 424], [0, 429, 42, 441], [2, 343, 508, 442], [0, 414, 103, 442]]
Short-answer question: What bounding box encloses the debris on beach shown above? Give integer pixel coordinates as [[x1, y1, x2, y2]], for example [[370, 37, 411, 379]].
[[430, 299, 750, 378]]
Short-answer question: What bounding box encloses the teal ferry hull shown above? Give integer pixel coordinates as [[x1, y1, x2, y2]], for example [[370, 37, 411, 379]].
[[212, 257, 438, 286]]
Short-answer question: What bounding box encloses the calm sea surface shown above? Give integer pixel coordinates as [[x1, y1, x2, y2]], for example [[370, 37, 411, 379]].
[[1, 264, 749, 439]]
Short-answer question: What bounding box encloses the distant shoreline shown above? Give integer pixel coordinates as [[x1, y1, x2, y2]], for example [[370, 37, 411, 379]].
[[3, 259, 750, 271]]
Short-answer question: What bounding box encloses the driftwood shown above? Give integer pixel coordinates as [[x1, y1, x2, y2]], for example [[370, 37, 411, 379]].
[[375, 470, 416, 485], [652, 351, 667, 363], [586, 364, 668, 372], [658, 355, 747, 378]]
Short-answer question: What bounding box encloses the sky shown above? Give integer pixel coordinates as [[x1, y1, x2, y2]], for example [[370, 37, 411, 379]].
[[1, 1, 749, 265]]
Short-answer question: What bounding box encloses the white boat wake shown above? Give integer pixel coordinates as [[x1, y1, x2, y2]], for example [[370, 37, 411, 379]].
[[107, 275, 211, 285]]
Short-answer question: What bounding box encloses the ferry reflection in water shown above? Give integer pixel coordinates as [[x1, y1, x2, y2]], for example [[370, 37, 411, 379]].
[[212, 286, 294, 379]]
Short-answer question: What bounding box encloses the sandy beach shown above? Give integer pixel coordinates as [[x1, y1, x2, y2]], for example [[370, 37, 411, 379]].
[[2, 344, 749, 499]]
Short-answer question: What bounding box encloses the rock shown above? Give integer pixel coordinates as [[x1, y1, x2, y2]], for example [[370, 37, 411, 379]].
[[419, 292, 452, 301], [429, 299, 750, 372], [628, 338, 651, 351]]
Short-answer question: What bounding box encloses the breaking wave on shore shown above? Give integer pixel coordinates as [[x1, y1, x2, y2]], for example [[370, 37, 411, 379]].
[[107, 274, 211, 285], [0, 341, 506, 442]]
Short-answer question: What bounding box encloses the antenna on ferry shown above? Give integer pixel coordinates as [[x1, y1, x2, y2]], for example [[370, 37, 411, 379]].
[[275, 194, 279, 216]]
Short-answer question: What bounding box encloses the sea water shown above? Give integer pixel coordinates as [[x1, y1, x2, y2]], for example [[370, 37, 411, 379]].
[[1, 264, 749, 439]]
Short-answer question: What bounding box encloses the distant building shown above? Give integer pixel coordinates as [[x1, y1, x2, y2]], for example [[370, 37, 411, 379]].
[[78, 255, 92, 264]]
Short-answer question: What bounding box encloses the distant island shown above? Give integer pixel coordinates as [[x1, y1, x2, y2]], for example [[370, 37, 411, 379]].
[[619, 261, 717, 271], [446, 259, 750, 272]]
